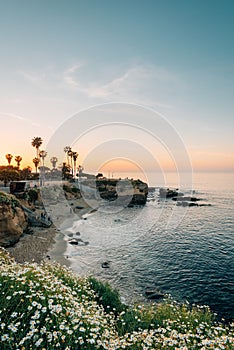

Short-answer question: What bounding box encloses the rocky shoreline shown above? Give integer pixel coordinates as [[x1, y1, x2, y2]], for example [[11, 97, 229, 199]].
[[6, 198, 92, 266], [1, 178, 149, 265], [0, 183, 91, 265]]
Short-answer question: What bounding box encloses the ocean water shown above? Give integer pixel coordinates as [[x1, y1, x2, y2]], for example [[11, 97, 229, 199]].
[[66, 172, 234, 321]]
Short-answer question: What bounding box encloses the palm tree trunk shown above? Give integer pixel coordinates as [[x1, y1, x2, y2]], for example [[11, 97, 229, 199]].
[[67, 153, 70, 166], [70, 157, 73, 176], [73, 161, 76, 177]]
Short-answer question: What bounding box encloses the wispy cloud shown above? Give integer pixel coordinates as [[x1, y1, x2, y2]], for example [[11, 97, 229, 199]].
[[63, 63, 84, 88], [0, 112, 40, 127], [62, 63, 183, 109], [17, 62, 184, 110], [18, 70, 47, 85]]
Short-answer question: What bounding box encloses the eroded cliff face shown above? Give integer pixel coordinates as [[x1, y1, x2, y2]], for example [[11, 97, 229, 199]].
[[0, 192, 28, 247]]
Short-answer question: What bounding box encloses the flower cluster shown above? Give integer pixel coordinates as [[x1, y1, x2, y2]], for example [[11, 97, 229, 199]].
[[0, 248, 233, 349]]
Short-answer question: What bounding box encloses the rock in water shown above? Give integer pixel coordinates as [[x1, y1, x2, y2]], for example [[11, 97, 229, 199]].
[[101, 261, 110, 268], [0, 192, 28, 247], [145, 289, 165, 300]]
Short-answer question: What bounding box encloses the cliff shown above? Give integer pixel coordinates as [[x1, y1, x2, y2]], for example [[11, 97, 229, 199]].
[[0, 192, 28, 247]]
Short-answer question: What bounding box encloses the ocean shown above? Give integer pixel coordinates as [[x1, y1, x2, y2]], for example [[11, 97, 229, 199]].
[[65, 172, 234, 321]]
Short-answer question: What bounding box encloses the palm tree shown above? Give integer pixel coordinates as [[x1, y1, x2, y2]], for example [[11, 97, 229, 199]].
[[72, 152, 79, 177], [5, 153, 13, 165], [15, 155, 22, 168], [50, 156, 58, 169], [64, 146, 71, 166], [32, 137, 43, 158], [77, 165, 84, 179], [39, 150, 47, 167], [68, 149, 73, 175], [33, 157, 40, 173]]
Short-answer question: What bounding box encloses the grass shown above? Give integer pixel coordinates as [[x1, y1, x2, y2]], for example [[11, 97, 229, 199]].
[[0, 248, 233, 349]]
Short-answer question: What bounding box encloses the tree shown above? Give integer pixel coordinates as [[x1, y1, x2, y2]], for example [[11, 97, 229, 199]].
[[62, 162, 72, 180], [15, 155, 22, 168], [50, 156, 58, 169], [5, 153, 13, 165], [39, 150, 47, 167], [77, 165, 84, 178], [64, 146, 71, 166], [39, 150, 47, 186], [20, 166, 32, 180], [72, 152, 79, 177], [31, 137, 43, 158], [0, 169, 20, 187], [68, 149, 73, 175], [33, 157, 40, 173]]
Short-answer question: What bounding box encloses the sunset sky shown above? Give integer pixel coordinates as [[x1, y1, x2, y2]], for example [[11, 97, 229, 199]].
[[0, 0, 233, 174]]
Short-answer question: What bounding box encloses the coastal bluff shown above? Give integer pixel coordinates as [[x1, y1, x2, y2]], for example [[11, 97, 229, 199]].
[[0, 192, 28, 247]]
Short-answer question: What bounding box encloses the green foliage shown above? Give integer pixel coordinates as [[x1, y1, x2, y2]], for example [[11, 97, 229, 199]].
[[27, 188, 38, 204], [88, 277, 125, 316], [0, 168, 20, 186], [62, 164, 72, 180], [0, 191, 21, 211]]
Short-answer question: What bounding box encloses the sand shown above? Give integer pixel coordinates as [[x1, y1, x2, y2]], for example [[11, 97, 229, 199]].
[[6, 225, 58, 264], [6, 197, 94, 266]]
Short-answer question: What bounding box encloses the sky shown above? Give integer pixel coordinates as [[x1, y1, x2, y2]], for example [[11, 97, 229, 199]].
[[0, 0, 233, 175]]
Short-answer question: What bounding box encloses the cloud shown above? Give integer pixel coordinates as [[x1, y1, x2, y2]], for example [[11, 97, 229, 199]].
[[18, 70, 47, 85], [17, 62, 184, 111], [0, 112, 40, 127], [62, 63, 183, 109], [63, 63, 84, 88]]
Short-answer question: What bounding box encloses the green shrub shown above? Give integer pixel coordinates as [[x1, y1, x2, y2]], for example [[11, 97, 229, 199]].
[[0, 191, 21, 212], [27, 188, 38, 204], [88, 277, 125, 316]]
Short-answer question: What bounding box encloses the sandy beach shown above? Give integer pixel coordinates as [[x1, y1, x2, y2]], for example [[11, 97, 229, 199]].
[[6, 196, 93, 266]]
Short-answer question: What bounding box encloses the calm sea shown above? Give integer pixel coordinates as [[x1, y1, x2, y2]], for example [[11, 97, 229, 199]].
[[66, 172, 234, 321]]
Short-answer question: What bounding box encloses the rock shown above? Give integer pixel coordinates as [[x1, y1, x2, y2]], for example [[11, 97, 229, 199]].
[[0, 192, 28, 247], [95, 178, 148, 206], [23, 207, 52, 228], [172, 196, 201, 202], [68, 239, 79, 245], [101, 261, 110, 268], [159, 188, 184, 199], [129, 193, 147, 205], [177, 201, 198, 207], [145, 289, 165, 300], [68, 238, 89, 246]]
